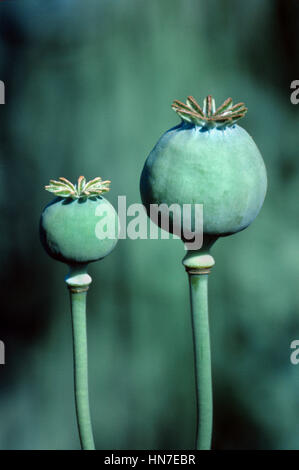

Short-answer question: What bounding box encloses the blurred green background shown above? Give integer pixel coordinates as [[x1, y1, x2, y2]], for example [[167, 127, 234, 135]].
[[0, 0, 298, 450]]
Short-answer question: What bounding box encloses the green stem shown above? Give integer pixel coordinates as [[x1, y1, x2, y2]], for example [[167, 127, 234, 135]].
[[66, 265, 95, 450], [189, 273, 212, 450], [183, 249, 215, 450]]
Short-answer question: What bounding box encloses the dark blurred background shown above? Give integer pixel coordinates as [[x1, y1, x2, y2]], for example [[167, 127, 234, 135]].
[[0, 0, 298, 450]]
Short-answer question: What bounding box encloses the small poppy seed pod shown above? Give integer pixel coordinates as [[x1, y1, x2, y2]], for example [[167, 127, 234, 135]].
[[39, 176, 119, 450], [40, 176, 118, 265]]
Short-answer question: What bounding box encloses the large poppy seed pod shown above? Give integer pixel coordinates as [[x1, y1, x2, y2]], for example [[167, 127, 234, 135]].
[[140, 95, 267, 246], [140, 94, 268, 450], [40, 176, 118, 265]]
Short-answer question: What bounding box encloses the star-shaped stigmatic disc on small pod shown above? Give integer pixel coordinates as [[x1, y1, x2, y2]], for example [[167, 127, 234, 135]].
[[45, 176, 111, 199]]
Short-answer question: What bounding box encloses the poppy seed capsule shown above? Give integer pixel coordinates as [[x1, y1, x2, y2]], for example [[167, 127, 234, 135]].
[[140, 95, 267, 245], [40, 176, 118, 265]]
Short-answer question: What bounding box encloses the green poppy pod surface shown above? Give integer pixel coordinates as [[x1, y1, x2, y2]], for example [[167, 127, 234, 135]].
[[140, 122, 267, 239], [40, 196, 118, 265]]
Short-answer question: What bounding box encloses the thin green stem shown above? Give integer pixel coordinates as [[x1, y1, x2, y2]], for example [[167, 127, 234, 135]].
[[69, 289, 95, 450], [188, 272, 213, 450], [66, 265, 95, 450], [183, 248, 215, 450]]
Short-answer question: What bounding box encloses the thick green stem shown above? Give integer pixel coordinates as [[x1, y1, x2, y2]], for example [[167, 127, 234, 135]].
[[66, 265, 95, 450], [183, 249, 215, 450], [188, 273, 212, 450]]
